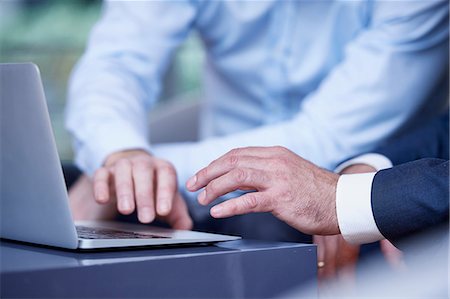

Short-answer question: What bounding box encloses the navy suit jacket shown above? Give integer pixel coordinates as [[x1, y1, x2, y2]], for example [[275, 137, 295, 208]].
[[371, 113, 449, 243]]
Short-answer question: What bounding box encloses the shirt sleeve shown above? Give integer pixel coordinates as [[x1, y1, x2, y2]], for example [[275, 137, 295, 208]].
[[334, 153, 392, 244], [153, 1, 448, 189], [336, 173, 385, 244], [65, 1, 198, 175], [334, 153, 393, 173]]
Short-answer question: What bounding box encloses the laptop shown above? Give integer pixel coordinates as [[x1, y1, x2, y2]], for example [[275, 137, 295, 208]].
[[0, 63, 240, 250]]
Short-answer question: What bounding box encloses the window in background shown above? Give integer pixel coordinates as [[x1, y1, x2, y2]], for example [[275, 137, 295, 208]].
[[0, 0, 204, 161]]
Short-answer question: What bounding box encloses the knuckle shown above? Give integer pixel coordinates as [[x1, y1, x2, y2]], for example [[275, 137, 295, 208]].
[[159, 159, 174, 168], [135, 190, 150, 200], [233, 168, 248, 184], [158, 187, 174, 199], [228, 148, 241, 156], [243, 194, 258, 211], [197, 167, 208, 180], [274, 145, 288, 152], [117, 192, 132, 199], [159, 163, 176, 176], [226, 155, 239, 168], [138, 203, 153, 211], [159, 177, 176, 190], [279, 189, 294, 204], [277, 156, 290, 167], [206, 181, 216, 195], [117, 158, 132, 167], [228, 205, 238, 215], [116, 182, 132, 192], [94, 168, 107, 180], [134, 160, 153, 170]]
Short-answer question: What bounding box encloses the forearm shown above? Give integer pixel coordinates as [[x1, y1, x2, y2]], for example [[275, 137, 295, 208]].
[[371, 159, 449, 243]]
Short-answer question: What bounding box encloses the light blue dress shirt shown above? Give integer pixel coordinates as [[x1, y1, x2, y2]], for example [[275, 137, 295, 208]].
[[66, 0, 449, 194]]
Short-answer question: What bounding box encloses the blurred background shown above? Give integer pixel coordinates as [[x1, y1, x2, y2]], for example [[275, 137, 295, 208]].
[[0, 0, 204, 161]]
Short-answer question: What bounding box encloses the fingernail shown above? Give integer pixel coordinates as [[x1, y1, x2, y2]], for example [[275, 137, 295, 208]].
[[211, 205, 223, 217], [186, 175, 197, 189], [96, 192, 107, 203], [197, 190, 206, 204], [120, 198, 131, 212], [159, 202, 169, 215], [139, 207, 153, 223]]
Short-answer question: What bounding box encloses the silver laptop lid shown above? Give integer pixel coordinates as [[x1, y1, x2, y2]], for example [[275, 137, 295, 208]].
[[0, 63, 79, 249]]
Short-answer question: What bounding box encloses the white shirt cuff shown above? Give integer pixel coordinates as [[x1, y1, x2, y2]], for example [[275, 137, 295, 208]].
[[336, 173, 385, 244], [335, 153, 393, 173]]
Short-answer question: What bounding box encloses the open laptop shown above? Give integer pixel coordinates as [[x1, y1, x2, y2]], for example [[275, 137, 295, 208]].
[[0, 63, 240, 250]]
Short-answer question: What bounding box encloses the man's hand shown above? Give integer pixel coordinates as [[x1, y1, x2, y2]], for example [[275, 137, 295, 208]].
[[73, 149, 193, 230], [186, 146, 340, 235], [315, 163, 404, 282]]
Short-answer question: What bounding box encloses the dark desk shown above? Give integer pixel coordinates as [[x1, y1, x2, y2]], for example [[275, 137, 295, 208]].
[[1, 239, 317, 298]]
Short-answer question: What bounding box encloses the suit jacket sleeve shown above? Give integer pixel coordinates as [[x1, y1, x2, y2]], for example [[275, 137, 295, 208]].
[[371, 158, 449, 243]]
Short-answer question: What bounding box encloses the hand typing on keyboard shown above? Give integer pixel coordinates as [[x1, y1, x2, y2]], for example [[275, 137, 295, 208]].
[[69, 150, 193, 230]]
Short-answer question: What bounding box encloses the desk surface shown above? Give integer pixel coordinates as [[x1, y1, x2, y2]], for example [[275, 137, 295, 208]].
[[1, 239, 317, 298]]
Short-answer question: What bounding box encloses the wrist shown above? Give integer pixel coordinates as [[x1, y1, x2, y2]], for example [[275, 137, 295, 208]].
[[326, 173, 340, 235], [335, 153, 393, 174], [315, 170, 340, 235], [105, 149, 151, 166], [341, 164, 376, 174]]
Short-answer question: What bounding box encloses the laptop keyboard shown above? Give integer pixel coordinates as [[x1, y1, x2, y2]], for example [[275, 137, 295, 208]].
[[76, 226, 168, 240]]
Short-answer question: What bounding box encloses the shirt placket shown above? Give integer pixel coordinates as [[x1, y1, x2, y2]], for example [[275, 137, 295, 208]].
[[264, 0, 295, 124]]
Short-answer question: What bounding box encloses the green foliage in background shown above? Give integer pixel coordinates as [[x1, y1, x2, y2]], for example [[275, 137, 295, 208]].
[[1, 0, 101, 51]]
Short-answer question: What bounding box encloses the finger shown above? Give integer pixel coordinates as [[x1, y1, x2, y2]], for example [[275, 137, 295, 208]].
[[198, 168, 268, 206], [164, 194, 193, 230], [314, 235, 325, 263], [114, 159, 135, 215], [314, 235, 326, 279], [209, 192, 268, 218], [336, 236, 360, 269], [380, 239, 405, 269], [336, 235, 360, 281], [155, 161, 177, 216], [132, 161, 155, 223], [93, 167, 111, 204], [187, 155, 269, 192], [322, 235, 339, 279]]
